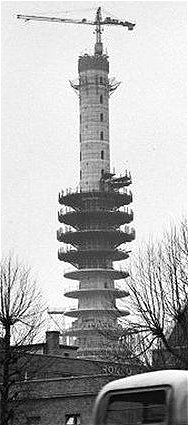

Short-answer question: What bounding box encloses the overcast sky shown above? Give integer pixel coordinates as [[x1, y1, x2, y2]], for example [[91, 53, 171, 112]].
[[1, 1, 187, 315]]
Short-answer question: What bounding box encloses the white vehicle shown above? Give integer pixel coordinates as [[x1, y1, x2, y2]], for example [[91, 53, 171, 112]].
[[93, 370, 188, 425]]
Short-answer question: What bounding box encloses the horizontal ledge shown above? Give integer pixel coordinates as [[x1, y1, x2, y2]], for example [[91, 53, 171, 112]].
[[64, 288, 129, 298], [64, 268, 129, 280], [64, 308, 130, 318]]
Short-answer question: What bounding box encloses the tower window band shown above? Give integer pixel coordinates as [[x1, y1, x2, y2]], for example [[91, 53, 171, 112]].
[[100, 94, 103, 104], [100, 113, 103, 122], [101, 150, 104, 160], [100, 131, 104, 140]]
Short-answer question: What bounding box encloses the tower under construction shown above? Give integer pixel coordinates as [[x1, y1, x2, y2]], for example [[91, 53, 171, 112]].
[[57, 8, 135, 357]]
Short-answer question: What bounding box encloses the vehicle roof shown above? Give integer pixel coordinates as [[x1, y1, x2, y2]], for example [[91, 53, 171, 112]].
[[93, 370, 188, 425], [98, 369, 188, 394]]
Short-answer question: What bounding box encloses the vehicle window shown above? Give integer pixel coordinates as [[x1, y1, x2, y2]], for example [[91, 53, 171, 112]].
[[104, 389, 167, 424]]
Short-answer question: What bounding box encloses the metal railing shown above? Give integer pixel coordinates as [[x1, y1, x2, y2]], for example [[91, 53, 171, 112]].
[[58, 246, 131, 256], [123, 226, 136, 238], [65, 320, 122, 333], [58, 206, 134, 220], [58, 185, 133, 198]]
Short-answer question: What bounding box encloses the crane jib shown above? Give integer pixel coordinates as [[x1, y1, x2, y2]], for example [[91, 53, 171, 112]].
[[17, 14, 135, 30], [17, 15, 94, 24]]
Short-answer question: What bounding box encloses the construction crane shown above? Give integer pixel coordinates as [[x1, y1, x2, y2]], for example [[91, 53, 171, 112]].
[[17, 7, 135, 47]]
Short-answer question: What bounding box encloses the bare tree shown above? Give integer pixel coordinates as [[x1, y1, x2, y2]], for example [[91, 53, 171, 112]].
[[99, 219, 188, 370], [0, 253, 45, 425]]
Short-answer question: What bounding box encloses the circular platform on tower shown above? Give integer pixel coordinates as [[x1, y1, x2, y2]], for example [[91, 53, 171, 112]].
[[58, 189, 133, 209], [57, 228, 134, 246], [58, 247, 130, 263], [64, 307, 130, 318], [64, 287, 129, 299], [64, 268, 129, 280], [58, 209, 134, 228]]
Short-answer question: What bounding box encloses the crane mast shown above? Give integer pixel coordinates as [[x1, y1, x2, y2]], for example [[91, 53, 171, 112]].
[[95, 6, 102, 44]]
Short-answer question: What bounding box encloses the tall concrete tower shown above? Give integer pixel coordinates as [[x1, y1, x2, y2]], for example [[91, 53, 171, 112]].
[[57, 8, 135, 357]]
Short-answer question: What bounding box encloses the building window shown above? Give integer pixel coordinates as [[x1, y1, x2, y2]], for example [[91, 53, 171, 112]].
[[85, 76, 88, 95], [80, 170, 82, 180], [80, 114, 82, 123], [100, 76, 103, 83], [100, 131, 103, 140], [100, 94, 103, 104], [80, 152, 82, 161], [100, 113, 103, 122], [65, 414, 80, 425], [95, 75, 98, 94], [101, 150, 104, 160], [101, 169, 104, 176], [80, 133, 81, 143]]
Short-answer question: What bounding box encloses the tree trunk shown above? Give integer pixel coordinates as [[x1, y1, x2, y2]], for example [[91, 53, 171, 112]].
[[1, 323, 11, 425]]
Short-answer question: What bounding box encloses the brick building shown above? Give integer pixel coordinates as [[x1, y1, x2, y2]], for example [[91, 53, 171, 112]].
[[0, 331, 136, 425]]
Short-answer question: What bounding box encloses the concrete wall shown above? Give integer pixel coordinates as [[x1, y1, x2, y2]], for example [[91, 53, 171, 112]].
[[79, 58, 110, 191]]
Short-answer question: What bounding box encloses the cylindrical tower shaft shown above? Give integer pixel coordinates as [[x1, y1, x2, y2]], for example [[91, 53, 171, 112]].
[[58, 35, 135, 358], [79, 53, 110, 191]]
